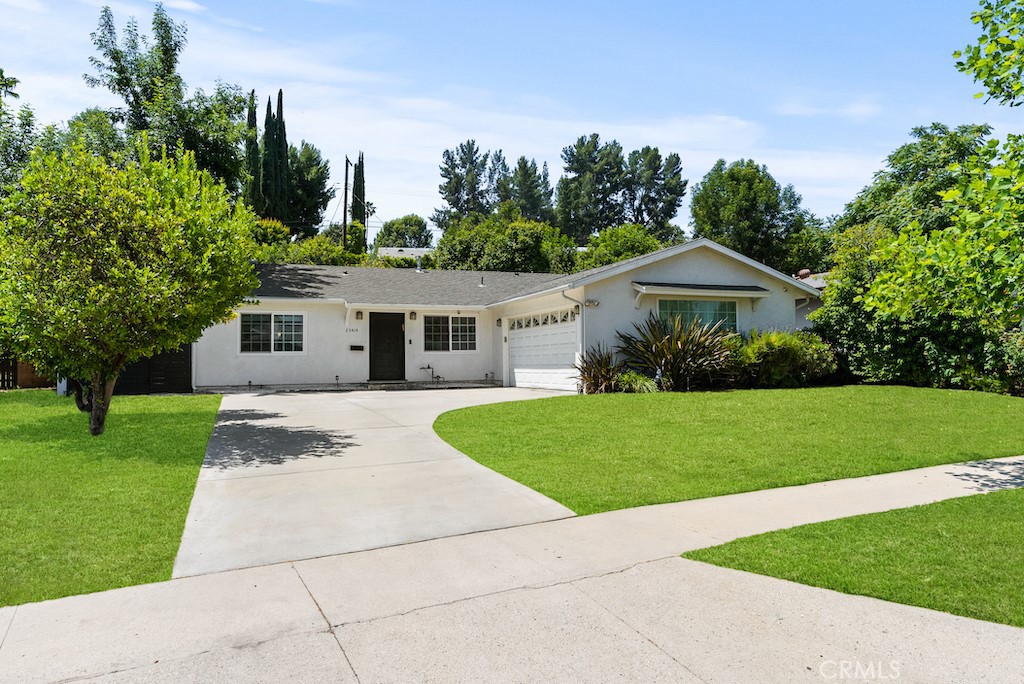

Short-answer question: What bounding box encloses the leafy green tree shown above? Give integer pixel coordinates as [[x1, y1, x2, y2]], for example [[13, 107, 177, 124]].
[[509, 157, 554, 223], [578, 223, 662, 270], [955, 0, 1024, 106], [837, 124, 993, 236], [374, 214, 433, 248], [143, 81, 247, 192], [84, 5, 246, 192], [41, 108, 126, 160], [862, 3, 1024, 338], [84, 5, 186, 131], [867, 135, 1024, 333], [622, 146, 687, 241], [812, 123, 997, 386], [690, 158, 818, 271], [435, 204, 575, 273], [287, 141, 334, 238], [0, 143, 257, 434], [556, 134, 626, 244], [0, 102, 38, 189], [0, 68, 19, 102]]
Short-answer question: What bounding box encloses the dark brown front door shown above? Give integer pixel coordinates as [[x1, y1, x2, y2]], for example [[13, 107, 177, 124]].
[[369, 313, 405, 381]]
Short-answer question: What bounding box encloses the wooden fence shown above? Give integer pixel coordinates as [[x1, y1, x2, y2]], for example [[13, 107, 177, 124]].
[[0, 356, 16, 390]]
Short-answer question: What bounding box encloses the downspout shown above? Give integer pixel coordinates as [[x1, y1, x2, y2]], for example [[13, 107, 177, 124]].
[[561, 290, 586, 380]]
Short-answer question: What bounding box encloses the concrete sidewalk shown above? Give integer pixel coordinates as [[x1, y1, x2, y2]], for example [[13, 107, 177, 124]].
[[3, 455, 1023, 683], [173, 388, 575, 577]]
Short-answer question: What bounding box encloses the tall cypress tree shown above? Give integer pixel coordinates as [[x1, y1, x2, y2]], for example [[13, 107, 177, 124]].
[[242, 89, 262, 213], [352, 151, 367, 249], [274, 89, 291, 222], [260, 96, 277, 218]]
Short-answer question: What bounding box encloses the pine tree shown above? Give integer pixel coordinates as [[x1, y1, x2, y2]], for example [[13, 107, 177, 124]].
[[242, 89, 262, 213]]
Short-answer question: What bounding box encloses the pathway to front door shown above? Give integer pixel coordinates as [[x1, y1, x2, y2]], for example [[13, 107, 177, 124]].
[[172, 388, 574, 577]]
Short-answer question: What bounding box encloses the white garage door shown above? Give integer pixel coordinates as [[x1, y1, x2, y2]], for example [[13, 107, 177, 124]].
[[507, 308, 579, 391]]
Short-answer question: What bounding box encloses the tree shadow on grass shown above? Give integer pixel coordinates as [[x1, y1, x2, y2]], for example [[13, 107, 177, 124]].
[[948, 458, 1024, 492], [202, 408, 358, 470]]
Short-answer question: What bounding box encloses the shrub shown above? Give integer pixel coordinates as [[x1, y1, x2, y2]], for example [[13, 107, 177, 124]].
[[615, 370, 658, 393], [575, 344, 623, 394], [1004, 331, 1024, 397], [737, 329, 837, 389], [616, 313, 737, 392], [252, 218, 290, 245]]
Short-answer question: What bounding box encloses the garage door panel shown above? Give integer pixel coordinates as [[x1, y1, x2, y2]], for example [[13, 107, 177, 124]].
[[508, 309, 578, 391]]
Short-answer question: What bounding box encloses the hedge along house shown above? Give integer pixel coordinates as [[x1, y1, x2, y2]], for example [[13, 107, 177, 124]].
[[192, 239, 822, 392]]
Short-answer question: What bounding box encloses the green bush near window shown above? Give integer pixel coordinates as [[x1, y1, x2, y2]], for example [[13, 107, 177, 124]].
[[615, 370, 659, 393], [616, 313, 737, 392], [736, 329, 838, 389]]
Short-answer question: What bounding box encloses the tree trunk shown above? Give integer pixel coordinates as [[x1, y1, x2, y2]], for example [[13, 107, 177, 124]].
[[88, 374, 118, 436], [69, 378, 93, 413]]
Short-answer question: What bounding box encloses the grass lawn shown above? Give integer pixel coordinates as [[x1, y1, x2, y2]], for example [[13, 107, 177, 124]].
[[434, 385, 1024, 515], [683, 488, 1024, 628], [0, 390, 220, 607]]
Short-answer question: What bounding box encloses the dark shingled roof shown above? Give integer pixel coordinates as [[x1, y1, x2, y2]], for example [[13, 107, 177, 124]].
[[253, 263, 566, 307]]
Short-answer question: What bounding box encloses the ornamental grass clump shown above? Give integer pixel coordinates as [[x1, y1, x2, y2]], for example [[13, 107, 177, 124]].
[[616, 313, 737, 392], [575, 343, 623, 394]]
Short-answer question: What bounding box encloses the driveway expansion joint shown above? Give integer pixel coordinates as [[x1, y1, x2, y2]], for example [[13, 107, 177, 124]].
[[0, 606, 16, 653], [329, 555, 682, 629], [569, 576, 711, 684]]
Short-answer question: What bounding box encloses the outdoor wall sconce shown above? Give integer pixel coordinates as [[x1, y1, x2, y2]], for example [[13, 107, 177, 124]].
[[584, 299, 600, 308], [355, 311, 363, 320], [496, 319, 502, 327], [409, 311, 417, 320], [573, 304, 581, 314]]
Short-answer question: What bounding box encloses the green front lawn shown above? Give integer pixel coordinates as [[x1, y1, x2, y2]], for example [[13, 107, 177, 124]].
[[0, 390, 220, 607], [434, 385, 1024, 515], [684, 488, 1024, 628]]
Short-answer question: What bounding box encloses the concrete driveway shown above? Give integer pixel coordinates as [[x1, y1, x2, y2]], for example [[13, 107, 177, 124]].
[[173, 388, 574, 577]]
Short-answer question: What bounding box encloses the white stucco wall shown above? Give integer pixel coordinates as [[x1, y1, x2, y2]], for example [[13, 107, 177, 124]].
[[796, 298, 823, 330], [194, 299, 498, 388], [580, 247, 807, 354]]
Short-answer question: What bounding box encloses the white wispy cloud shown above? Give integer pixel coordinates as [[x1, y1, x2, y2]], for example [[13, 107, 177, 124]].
[[162, 0, 206, 12], [774, 95, 882, 121]]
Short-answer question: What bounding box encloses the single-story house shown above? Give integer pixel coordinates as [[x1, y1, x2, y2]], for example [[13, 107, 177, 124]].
[[189, 238, 821, 392]]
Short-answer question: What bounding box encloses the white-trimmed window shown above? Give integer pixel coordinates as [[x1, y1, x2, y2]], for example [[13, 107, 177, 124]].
[[659, 300, 737, 332], [424, 315, 476, 351], [240, 313, 304, 353]]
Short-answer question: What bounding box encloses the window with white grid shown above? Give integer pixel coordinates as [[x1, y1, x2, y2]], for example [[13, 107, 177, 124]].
[[451, 317, 476, 351], [273, 314, 304, 352]]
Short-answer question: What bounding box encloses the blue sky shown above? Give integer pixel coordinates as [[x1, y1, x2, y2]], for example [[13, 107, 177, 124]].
[[1, 0, 1013, 241]]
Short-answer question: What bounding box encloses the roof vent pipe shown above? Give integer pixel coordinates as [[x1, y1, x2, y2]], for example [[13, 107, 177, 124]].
[[479, 276, 485, 287]]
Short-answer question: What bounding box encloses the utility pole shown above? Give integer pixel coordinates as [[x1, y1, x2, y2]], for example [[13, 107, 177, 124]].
[[342, 155, 352, 250]]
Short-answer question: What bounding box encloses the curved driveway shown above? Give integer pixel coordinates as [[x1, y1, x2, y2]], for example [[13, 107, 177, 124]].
[[173, 388, 574, 577]]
